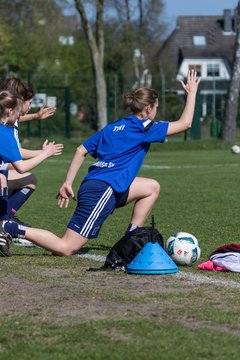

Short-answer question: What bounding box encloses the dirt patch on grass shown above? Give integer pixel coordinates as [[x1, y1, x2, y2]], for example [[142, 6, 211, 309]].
[[0, 268, 240, 336]]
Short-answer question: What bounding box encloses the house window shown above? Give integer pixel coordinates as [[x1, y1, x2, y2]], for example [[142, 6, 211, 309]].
[[193, 36, 206, 46], [189, 65, 201, 77], [207, 64, 220, 77]]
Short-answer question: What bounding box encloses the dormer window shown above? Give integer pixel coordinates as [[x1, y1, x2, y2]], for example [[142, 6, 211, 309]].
[[193, 35, 206, 46], [207, 63, 220, 77], [189, 64, 201, 77]]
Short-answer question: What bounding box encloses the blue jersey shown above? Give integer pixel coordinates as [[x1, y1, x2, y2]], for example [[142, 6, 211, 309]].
[[0, 124, 22, 176], [83, 115, 169, 193]]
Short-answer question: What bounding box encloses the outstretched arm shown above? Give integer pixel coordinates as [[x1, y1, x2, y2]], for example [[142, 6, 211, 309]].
[[12, 142, 63, 174], [19, 106, 56, 123], [20, 140, 58, 159], [167, 70, 201, 136], [57, 145, 88, 209]]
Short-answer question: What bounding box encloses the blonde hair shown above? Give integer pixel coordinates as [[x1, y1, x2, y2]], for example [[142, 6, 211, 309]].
[[0, 90, 22, 117], [123, 87, 158, 114]]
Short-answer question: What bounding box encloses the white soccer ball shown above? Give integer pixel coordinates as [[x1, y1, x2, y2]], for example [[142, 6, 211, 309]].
[[231, 145, 240, 154], [165, 232, 201, 266]]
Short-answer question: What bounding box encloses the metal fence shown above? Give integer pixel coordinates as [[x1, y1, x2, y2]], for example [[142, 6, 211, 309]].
[[0, 72, 235, 140]]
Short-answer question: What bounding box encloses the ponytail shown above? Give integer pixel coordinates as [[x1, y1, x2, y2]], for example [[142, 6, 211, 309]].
[[0, 91, 22, 117], [123, 87, 158, 114]]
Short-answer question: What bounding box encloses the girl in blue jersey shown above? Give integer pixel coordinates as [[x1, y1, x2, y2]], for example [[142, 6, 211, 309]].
[[0, 78, 56, 225], [1, 70, 200, 256], [0, 91, 63, 256]]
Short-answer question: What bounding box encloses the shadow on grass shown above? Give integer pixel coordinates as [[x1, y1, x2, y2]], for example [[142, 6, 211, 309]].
[[12, 244, 111, 257], [77, 244, 111, 253]]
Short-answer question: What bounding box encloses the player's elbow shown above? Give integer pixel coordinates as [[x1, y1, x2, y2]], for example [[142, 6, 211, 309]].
[[13, 165, 25, 174], [183, 118, 192, 131], [76, 144, 88, 157], [12, 161, 25, 174]]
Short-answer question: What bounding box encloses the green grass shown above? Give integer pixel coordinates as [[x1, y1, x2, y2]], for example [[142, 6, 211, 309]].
[[1, 137, 240, 360]]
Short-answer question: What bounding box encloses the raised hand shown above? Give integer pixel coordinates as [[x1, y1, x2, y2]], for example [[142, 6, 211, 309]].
[[179, 70, 201, 95]]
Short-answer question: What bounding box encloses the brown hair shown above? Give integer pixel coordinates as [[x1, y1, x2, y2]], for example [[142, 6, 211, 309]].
[[123, 87, 158, 114], [0, 91, 22, 117], [0, 78, 34, 101]]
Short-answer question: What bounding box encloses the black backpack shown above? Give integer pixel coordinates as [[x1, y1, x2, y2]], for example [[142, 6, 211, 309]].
[[88, 217, 164, 271]]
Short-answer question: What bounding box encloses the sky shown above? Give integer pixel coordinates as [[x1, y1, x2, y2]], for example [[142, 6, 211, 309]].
[[163, 0, 238, 35], [62, 0, 238, 38]]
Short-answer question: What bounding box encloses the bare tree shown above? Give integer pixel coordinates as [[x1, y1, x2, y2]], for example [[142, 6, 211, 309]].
[[221, 1, 240, 143], [125, 0, 131, 23], [138, 0, 143, 31], [75, 0, 107, 129]]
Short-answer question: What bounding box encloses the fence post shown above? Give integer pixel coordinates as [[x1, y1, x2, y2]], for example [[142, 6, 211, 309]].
[[65, 85, 71, 138]]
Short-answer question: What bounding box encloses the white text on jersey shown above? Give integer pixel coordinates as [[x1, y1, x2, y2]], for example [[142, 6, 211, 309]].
[[113, 125, 125, 132]]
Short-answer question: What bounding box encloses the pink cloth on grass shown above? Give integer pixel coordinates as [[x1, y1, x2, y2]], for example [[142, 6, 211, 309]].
[[197, 260, 228, 272]]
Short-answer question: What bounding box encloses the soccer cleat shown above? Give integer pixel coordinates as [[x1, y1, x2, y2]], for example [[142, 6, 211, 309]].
[[12, 238, 37, 248], [0, 221, 12, 257]]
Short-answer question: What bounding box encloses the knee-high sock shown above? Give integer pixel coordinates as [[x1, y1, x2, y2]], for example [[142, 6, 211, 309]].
[[2, 220, 26, 239], [7, 187, 34, 218]]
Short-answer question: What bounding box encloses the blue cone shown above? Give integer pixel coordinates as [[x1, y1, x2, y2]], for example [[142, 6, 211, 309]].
[[127, 242, 178, 275]]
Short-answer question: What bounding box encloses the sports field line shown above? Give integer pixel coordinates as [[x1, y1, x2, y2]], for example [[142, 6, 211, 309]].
[[142, 163, 239, 170], [77, 253, 240, 289], [48, 159, 239, 170], [176, 272, 240, 289]]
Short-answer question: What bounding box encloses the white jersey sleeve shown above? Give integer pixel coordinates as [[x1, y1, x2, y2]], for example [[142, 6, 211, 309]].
[[14, 120, 21, 148]]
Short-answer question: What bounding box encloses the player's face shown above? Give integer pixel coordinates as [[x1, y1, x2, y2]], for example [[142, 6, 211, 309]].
[[7, 106, 21, 125], [22, 99, 32, 115], [148, 99, 158, 120]]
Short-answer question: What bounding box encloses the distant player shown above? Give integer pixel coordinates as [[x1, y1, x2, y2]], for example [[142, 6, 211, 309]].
[[0, 70, 200, 256]]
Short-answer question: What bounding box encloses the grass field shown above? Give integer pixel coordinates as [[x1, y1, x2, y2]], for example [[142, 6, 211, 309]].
[[1, 137, 240, 360]]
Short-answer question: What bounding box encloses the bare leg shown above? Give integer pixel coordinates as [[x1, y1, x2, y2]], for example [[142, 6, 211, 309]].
[[23, 176, 159, 255], [8, 170, 36, 190], [25, 227, 88, 256], [125, 177, 160, 227], [0, 174, 7, 188]]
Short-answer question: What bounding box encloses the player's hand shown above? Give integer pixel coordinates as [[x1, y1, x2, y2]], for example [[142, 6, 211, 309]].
[[37, 106, 56, 120], [179, 70, 201, 95], [56, 183, 76, 208], [42, 139, 49, 150], [43, 141, 64, 157]]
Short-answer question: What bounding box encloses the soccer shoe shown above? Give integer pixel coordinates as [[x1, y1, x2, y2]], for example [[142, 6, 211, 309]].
[[12, 238, 37, 248], [0, 221, 12, 257]]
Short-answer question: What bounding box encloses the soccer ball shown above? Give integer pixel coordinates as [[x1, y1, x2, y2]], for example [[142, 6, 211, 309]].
[[231, 145, 240, 154], [165, 232, 201, 266]]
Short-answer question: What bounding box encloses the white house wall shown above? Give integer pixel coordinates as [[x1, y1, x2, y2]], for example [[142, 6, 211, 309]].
[[177, 59, 230, 81]]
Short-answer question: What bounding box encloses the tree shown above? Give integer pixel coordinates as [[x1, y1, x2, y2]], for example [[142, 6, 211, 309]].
[[73, 0, 165, 128], [221, 1, 240, 143], [75, 0, 107, 130], [0, 22, 11, 72], [0, 0, 64, 75]]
